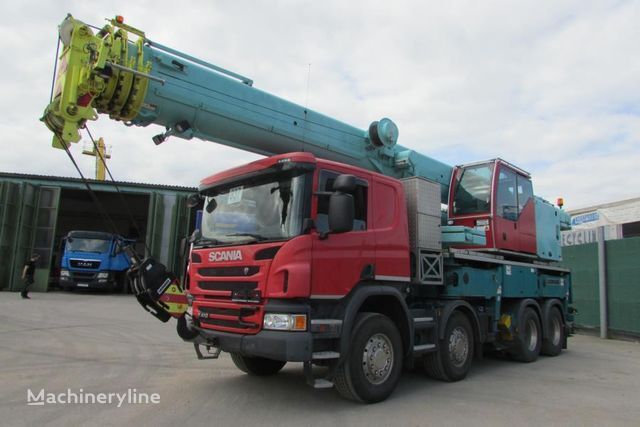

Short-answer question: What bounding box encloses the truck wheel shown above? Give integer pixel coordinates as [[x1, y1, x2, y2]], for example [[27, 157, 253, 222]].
[[334, 313, 403, 403], [423, 311, 474, 382], [229, 353, 286, 376], [510, 307, 542, 362], [541, 307, 564, 357]]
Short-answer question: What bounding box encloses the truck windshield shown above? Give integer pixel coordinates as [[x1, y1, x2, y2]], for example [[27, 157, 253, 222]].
[[201, 170, 310, 244], [452, 163, 494, 215], [66, 238, 110, 253]]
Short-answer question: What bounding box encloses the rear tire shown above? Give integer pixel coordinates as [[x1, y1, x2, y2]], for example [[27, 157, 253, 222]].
[[541, 307, 564, 357], [229, 353, 286, 376], [510, 307, 542, 362], [424, 311, 474, 382], [334, 313, 403, 403]]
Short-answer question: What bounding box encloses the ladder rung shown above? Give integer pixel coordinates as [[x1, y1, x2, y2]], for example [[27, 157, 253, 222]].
[[312, 351, 340, 360], [413, 343, 436, 352]]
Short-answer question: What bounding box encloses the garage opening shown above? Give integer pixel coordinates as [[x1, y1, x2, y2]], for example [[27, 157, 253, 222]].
[[50, 188, 150, 288]]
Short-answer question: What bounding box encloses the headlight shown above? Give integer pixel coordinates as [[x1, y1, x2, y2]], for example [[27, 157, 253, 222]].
[[60, 270, 69, 277], [97, 272, 109, 279], [263, 313, 307, 331]]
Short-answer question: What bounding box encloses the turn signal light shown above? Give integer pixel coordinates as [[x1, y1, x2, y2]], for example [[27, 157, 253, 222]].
[[292, 314, 307, 331]]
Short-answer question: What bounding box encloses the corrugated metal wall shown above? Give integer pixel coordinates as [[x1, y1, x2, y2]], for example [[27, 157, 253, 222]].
[[562, 236, 640, 335], [1, 174, 194, 292]]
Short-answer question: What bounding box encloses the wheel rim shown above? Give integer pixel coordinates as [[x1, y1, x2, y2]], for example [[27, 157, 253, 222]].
[[448, 326, 469, 368], [526, 318, 539, 352], [362, 333, 394, 385], [551, 316, 561, 346]]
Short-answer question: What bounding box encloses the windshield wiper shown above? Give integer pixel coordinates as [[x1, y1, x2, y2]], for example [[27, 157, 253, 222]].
[[194, 237, 223, 247], [225, 232, 269, 242]]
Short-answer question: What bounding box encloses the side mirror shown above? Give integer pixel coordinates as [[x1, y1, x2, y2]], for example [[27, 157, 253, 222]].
[[333, 174, 356, 193], [187, 193, 203, 208], [205, 198, 217, 214], [328, 193, 354, 234], [112, 241, 122, 256]]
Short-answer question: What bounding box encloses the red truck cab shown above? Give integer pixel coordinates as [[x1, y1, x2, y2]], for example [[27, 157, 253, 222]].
[[187, 152, 410, 361]]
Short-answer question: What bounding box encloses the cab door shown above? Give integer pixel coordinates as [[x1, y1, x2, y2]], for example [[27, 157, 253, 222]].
[[515, 175, 536, 254], [310, 168, 375, 298], [493, 164, 537, 254], [493, 165, 520, 252]]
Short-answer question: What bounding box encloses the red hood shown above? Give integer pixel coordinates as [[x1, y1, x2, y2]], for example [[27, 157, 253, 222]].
[[189, 236, 312, 334]]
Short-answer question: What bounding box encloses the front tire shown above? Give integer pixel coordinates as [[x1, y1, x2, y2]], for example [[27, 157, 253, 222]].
[[229, 353, 286, 376], [334, 313, 403, 403]]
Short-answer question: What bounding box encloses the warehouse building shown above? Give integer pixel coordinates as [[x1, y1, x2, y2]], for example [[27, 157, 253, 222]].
[[0, 172, 196, 293], [561, 196, 640, 246]]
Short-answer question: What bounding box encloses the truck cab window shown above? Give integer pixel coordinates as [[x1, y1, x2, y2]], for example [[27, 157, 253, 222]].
[[497, 168, 518, 221], [316, 171, 368, 233], [517, 175, 533, 214], [452, 163, 494, 215]]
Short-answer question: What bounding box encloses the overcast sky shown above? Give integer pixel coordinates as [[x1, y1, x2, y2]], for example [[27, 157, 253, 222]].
[[1, 0, 638, 210]]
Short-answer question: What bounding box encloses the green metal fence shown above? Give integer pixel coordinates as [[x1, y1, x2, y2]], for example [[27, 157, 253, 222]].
[[562, 236, 640, 336]]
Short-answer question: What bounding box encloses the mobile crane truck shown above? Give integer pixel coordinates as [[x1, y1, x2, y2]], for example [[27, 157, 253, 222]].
[[41, 15, 573, 403]]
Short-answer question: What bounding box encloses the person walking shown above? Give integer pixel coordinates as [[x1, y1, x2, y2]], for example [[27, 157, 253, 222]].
[[21, 253, 40, 299]]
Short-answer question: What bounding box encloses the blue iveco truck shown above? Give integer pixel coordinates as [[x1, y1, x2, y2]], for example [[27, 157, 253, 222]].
[[60, 230, 134, 292]]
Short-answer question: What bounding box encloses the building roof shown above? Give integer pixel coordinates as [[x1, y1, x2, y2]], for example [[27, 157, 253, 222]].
[[568, 196, 640, 228], [0, 171, 196, 193], [568, 196, 640, 215]]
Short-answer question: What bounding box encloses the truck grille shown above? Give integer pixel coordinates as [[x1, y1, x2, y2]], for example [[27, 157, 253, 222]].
[[70, 259, 101, 269], [198, 318, 254, 329], [198, 266, 259, 277], [195, 303, 260, 332], [197, 281, 257, 292], [191, 256, 268, 334]]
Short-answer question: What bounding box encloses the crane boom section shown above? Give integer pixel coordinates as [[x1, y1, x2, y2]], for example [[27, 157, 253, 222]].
[[42, 15, 452, 200]]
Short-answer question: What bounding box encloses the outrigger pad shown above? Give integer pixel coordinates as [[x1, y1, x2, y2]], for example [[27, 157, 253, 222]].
[[126, 250, 188, 322]]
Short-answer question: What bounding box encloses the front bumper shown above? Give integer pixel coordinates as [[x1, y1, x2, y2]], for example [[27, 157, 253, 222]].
[[188, 299, 313, 361], [60, 277, 111, 289], [192, 328, 313, 362]]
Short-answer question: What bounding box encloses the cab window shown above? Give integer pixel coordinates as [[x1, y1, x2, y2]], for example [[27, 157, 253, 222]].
[[452, 163, 494, 215], [496, 168, 518, 220], [517, 175, 534, 213]]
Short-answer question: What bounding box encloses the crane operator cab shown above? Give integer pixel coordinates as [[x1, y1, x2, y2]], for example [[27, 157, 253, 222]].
[[447, 159, 564, 260]]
